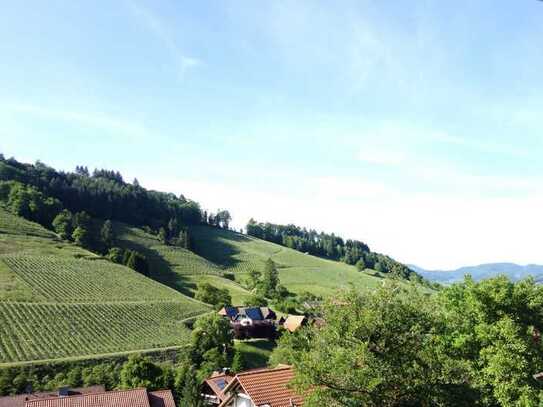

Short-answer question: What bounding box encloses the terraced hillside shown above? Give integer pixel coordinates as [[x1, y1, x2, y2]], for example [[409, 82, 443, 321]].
[[190, 225, 386, 296], [114, 223, 253, 305], [0, 209, 210, 365]]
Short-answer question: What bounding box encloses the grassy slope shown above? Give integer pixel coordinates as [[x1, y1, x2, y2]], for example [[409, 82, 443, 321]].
[[234, 339, 275, 369], [190, 225, 386, 296], [114, 223, 254, 305], [0, 208, 210, 365], [0, 208, 405, 364]]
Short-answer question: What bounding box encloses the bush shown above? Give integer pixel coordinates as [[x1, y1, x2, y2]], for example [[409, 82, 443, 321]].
[[195, 283, 231, 309]]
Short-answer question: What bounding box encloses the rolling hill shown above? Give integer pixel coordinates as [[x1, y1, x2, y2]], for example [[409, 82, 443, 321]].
[[0, 156, 423, 366], [0, 207, 210, 365], [114, 222, 391, 301], [412, 263, 543, 284], [190, 225, 387, 297], [0, 208, 393, 365]]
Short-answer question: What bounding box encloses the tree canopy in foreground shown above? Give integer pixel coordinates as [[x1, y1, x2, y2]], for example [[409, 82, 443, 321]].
[[271, 276, 543, 406]]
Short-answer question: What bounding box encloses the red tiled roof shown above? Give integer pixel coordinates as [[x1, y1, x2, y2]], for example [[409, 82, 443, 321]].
[[0, 387, 105, 407], [220, 366, 304, 407], [23, 388, 175, 407]]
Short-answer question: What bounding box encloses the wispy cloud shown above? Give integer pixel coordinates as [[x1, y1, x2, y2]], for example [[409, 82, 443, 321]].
[[4, 103, 147, 138], [126, 1, 201, 78]]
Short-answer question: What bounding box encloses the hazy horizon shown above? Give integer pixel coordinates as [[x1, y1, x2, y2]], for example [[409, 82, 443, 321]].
[[2, 1, 543, 269]]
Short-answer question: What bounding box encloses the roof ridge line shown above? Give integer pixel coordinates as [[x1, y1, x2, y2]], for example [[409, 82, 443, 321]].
[[24, 388, 149, 404]]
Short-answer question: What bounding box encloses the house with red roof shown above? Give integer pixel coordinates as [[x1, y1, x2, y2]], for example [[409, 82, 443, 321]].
[[206, 366, 305, 407], [19, 388, 175, 407], [0, 387, 106, 407]]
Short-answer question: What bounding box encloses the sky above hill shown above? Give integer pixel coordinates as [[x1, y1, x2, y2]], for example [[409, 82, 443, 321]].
[[1, 1, 542, 269]]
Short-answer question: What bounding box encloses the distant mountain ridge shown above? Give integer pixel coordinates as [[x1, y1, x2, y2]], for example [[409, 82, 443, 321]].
[[411, 263, 543, 284]]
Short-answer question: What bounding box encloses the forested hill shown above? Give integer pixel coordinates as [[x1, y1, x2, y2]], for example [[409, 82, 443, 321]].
[[0, 154, 423, 285], [0, 155, 204, 229], [246, 219, 421, 282]]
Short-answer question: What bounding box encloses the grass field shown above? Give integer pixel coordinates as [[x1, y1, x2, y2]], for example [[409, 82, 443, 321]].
[[234, 339, 275, 369], [0, 207, 57, 239], [182, 274, 253, 305], [190, 225, 388, 296]]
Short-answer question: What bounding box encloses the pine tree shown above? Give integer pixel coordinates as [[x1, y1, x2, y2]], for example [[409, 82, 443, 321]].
[[260, 258, 279, 297], [168, 218, 178, 236], [158, 227, 167, 244], [101, 220, 114, 247]]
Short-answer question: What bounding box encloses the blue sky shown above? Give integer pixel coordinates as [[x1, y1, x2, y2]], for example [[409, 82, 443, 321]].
[[1, 1, 542, 269]]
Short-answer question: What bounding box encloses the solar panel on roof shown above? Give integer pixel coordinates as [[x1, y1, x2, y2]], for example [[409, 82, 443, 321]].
[[245, 308, 263, 320], [215, 378, 226, 390]]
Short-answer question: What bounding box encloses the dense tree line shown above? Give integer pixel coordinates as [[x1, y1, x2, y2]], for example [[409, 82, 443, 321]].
[[0, 156, 203, 229], [246, 219, 419, 281], [271, 276, 543, 406]]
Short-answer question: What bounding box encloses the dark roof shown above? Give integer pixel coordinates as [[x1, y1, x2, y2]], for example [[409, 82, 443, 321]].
[[219, 306, 239, 319], [220, 306, 276, 321], [0, 387, 105, 407], [148, 390, 176, 407], [203, 372, 235, 403], [238, 307, 263, 320], [260, 307, 276, 319]]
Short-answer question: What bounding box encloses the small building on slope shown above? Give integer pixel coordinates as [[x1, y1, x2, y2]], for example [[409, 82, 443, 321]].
[[283, 315, 307, 333], [218, 306, 277, 339]]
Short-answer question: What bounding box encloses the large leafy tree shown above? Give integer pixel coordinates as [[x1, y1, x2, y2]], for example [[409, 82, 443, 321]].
[[190, 313, 234, 379], [52, 209, 74, 240], [276, 284, 473, 407], [119, 355, 162, 390], [438, 276, 543, 405], [274, 278, 543, 406]]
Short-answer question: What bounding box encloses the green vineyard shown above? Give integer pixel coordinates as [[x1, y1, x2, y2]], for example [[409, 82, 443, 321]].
[[116, 223, 224, 276], [0, 210, 213, 364], [190, 226, 282, 274], [1, 255, 184, 302], [0, 301, 207, 363]]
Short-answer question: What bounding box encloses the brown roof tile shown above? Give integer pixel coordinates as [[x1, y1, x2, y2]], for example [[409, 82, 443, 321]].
[[221, 366, 304, 407], [23, 388, 165, 407], [0, 387, 105, 407]]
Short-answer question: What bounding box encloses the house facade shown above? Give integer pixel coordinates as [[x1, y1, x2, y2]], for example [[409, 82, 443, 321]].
[[218, 307, 277, 339]]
